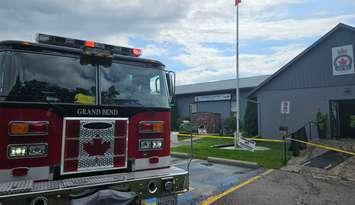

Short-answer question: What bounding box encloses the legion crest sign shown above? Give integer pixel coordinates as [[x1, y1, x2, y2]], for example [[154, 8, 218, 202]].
[[332, 44, 354, 76]]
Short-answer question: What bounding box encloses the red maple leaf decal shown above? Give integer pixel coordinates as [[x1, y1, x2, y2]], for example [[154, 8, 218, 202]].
[[83, 135, 111, 156], [338, 57, 348, 65]]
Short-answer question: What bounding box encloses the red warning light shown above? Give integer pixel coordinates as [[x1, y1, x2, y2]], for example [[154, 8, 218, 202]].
[[84, 41, 95, 48], [131, 48, 142, 57]]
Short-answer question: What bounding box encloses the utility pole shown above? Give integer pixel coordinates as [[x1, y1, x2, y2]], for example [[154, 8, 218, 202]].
[[234, 0, 241, 149]]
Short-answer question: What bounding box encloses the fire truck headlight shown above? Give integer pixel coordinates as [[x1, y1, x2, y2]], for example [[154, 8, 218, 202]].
[[139, 139, 163, 150], [151, 140, 163, 149], [140, 140, 152, 150], [8, 145, 27, 158], [28, 144, 48, 157], [8, 144, 48, 158]]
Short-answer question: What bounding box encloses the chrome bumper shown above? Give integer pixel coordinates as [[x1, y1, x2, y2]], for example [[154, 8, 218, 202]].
[[0, 166, 188, 202]]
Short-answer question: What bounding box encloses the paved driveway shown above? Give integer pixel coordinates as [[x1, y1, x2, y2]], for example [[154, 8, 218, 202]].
[[173, 157, 263, 205], [144, 157, 262, 205], [212, 169, 355, 205]]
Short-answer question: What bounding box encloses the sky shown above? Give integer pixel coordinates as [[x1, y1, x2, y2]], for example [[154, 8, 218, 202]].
[[0, 0, 354, 85]]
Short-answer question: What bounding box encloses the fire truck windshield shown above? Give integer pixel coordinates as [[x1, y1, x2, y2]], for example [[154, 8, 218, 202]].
[[0, 51, 169, 108], [100, 61, 169, 108]]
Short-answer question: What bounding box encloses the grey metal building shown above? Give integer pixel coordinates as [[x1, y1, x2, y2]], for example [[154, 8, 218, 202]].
[[249, 23, 355, 139], [175, 75, 269, 127]]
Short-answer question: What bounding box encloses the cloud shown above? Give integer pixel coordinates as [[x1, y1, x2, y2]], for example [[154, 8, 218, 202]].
[[0, 0, 191, 41], [148, 0, 355, 85], [175, 44, 305, 85], [0, 0, 354, 86], [240, 14, 355, 41], [141, 44, 168, 58]]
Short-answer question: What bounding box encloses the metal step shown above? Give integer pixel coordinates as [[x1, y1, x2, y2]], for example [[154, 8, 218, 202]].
[[0, 166, 187, 198], [0, 180, 33, 195]]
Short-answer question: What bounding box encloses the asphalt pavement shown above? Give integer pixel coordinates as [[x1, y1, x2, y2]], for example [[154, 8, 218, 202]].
[[212, 169, 355, 205], [143, 157, 262, 205], [172, 157, 263, 205]]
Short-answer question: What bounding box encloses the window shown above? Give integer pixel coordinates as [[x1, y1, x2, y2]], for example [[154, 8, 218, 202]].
[[100, 62, 169, 108], [0, 51, 96, 104], [150, 75, 160, 95], [0, 50, 170, 108], [280, 101, 290, 114]]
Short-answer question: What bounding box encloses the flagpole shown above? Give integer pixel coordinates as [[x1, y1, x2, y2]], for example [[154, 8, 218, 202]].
[[234, 1, 240, 149]]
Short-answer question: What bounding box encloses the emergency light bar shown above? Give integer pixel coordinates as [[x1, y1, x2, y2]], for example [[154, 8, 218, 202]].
[[36, 33, 142, 57]]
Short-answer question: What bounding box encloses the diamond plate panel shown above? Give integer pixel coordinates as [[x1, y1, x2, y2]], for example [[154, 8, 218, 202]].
[[78, 120, 115, 171], [62, 118, 128, 175], [0, 180, 33, 195], [32, 181, 60, 192], [61, 174, 126, 188]]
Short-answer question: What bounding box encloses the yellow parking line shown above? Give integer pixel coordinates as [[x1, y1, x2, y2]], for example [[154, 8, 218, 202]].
[[200, 169, 274, 205]]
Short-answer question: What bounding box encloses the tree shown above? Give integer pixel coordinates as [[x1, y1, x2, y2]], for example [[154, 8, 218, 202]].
[[244, 101, 258, 136]]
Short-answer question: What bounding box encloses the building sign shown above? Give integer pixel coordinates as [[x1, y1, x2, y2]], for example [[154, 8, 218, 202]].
[[195, 94, 231, 102], [281, 101, 290, 114], [237, 136, 256, 152], [332, 44, 354, 76]]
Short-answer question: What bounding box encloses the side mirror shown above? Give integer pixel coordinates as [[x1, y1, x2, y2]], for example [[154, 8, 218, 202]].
[[165, 71, 175, 104]]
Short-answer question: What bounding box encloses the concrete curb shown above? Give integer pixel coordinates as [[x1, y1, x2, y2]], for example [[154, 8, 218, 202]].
[[171, 152, 191, 158], [207, 157, 260, 169]]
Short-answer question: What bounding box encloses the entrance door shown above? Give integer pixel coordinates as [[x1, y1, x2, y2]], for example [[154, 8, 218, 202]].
[[339, 100, 355, 138]]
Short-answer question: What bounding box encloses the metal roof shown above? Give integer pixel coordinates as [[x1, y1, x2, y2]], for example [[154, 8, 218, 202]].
[[176, 75, 269, 95], [248, 23, 355, 98]]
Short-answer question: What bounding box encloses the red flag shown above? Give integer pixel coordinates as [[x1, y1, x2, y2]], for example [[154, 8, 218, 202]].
[[235, 0, 241, 5]]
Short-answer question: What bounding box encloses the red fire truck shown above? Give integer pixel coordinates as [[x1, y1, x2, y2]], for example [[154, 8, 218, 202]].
[[0, 34, 188, 205]]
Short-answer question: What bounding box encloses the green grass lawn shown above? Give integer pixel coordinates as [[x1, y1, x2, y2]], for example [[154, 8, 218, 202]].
[[172, 137, 291, 169]]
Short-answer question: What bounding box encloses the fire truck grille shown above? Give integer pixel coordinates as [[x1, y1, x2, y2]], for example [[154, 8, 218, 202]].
[[78, 121, 115, 170], [62, 117, 128, 175]]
